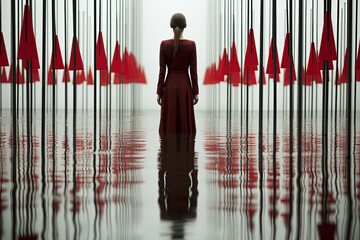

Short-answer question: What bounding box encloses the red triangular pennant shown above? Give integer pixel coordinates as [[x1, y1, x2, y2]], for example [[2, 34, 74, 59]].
[[219, 48, 228, 76], [303, 68, 312, 86], [111, 41, 122, 73], [231, 71, 241, 87], [9, 66, 24, 84], [1, 67, 8, 83], [244, 29, 259, 67], [17, 5, 40, 69], [0, 33, 9, 67], [262, 66, 266, 85], [318, 11, 337, 61], [356, 42, 360, 69], [341, 48, 348, 83], [266, 38, 281, 75], [284, 62, 297, 86], [62, 64, 71, 83], [100, 70, 109, 86], [96, 32, 108, 70], [31, 68, 40, 83], [50, 35, 64, 70], [87, 68, 94, 85], [242, 66, 257, 86], [47, 68, 56, 85], [281, 33, 290, 68], [69, 37, 84, 70], [229, 42, 241, 73], [306, 42, 318, 76], [356, 70, 360, 82], [335, 67, 341, 85]]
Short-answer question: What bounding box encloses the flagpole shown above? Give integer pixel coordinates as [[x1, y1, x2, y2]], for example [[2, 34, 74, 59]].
[[94, 0, 97, 151], [73, 0, 77, 150]]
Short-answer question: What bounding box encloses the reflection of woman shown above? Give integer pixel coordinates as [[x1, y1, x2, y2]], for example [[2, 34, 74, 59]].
[[157, 133, 198, 222], [157, 13, 199, 132]]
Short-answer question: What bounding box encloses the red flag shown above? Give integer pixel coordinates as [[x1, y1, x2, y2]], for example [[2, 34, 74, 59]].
[[87, 68, 94, 85], [318, 11, 337, 61], [262, 66, 266, 85], [9, 66, 24, 84], [114, 72, 121, 84], [100, 70, 109, 86], [69, 37, 84, 70], [244, 29, 259, 68], [203, 66, 210, 85], [111, 41, 122, 73], [341, 48, 348, 83], [31, 68, 40, 83], [0, 32, 9, 67], [303, 68, 312, 86], [17, 5, 40, 69], [284, 62, 297, 86], [47, 68, 56, 85], [281, 33, 290, 68], [229, 42, 241, 73], [219, 48, 228, 76], [122, 47, 131, 77], [242, 66, 257, 86], [96, 32, 108, 70], [76, 71, 85, 84], [266, 38, 281, 76], [1, 67, 8, 83], [356, 70, 360, 82], [50, 35, 64, 70], [306, 43, 318, 76], [231, 71, 241, 87], [335, 67, 341, 85], [62, 64, 71, 83]]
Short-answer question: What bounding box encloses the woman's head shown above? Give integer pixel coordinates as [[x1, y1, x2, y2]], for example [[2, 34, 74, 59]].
[[170, 13, 187, 57]]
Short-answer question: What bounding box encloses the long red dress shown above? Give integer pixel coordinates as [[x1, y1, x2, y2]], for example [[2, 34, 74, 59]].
[[157, 39, 199, 132]]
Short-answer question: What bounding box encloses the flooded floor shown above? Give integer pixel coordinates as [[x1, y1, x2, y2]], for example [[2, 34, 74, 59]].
[[0, 109, 359, 239]]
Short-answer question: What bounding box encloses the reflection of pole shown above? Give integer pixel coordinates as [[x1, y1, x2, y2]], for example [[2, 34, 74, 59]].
[[52, 0, 56, 142], [346, 0, 353, 161], [64, 0, 68, 119], [41, 0, 46, 150], [298, 0, 304, 156], [94, 0, 97, 151], [290, 0, 294, 155], [259, 0, 264, 149], [73, 0, 77, 150], [11, 0, 17, 148]]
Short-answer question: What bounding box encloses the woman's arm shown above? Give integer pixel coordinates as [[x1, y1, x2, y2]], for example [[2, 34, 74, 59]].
[[190, 42, 199, 105], [157, 41, 166, 97]]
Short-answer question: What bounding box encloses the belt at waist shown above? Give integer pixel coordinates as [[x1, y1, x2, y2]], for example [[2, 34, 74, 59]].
[[168, 70, 188, 73]]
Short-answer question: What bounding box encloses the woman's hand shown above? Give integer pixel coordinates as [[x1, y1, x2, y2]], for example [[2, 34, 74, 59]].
[[193, 95, 199, 105], [157, 95, 162, 106]]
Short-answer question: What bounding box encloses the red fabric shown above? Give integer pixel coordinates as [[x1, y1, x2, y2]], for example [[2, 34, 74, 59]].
[[356, 42, 360, 69], [0, 32, 9, 67], [17, 5, 40, 69], [281, 33, 290, 68], [100, 70, 109, 86], [111, 41, 122, 73], [96, 32, 108, 70], [307, 42, 319, 75], [335, 68, 341, 85], [219, 48, 228, 76], [231, 71, 241, 87], [47, 68, 56, 85], [266, 38, 281, 75], [319, 11, 337, 61], [157, 39, 198, 132], [31, 68, 40, 83], [244, 29, 258, 67], [62, 64, 71, 83], [50, 35, 64, 70], [303, 68, 312, 86], [341, 48, 348, 83], [87, 68, 94, 85], [1, 67, 8, 83], [8, 66, 24, 84], [242, 67, 257, 86], [284, 63, 296, 86], [228, 42, 241, 73], [69, 37, 84, 70], [356, 70, 360, 82]]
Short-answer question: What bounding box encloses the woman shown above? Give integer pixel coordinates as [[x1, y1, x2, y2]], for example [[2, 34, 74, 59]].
[[157, 13, 199, 132]]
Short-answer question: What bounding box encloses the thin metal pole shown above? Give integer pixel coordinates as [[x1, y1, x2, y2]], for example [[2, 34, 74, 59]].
[[41, 0, 46, 150], [94, 0, 97, 151], [64, 0, 68, 119], [290, 0, 294, 155], [346, 0, 353, 160], [354, 0, 358, 124], [273, 0, 277, 156], [12, 0, 17, 148], [73, 0, 77, 150], [298, 0, 304, 156], [52, 0, 56, 139], [259, 0, 264, 150]]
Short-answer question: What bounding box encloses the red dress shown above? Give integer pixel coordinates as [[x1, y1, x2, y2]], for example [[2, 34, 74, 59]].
[[157, 39, 198, 132]]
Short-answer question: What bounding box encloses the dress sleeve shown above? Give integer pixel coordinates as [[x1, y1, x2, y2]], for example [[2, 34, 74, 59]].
[[157, 41, 166, 96], [190, 41, 199, 95]]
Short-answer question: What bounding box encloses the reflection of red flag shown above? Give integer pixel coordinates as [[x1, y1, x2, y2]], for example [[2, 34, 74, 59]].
[[1, 67, 8, 83], [62, 64, 71, 83], [281, 33, 290, 68], [229, 42, 241, 73], [266, 38, 281, 76], [317, 223, 336, 240], [111, 41, 122, 73], [96, 32, 108, 70], [50, 35, 64, 70], [47, 68, 56, 85], [17, 5, 40, 69], [0, 33, 9, 67], [244, 29, 259, 68], [341, 48, 348, 83], [87, 68, 94, 85], [219, 48, 228, 76], [69, 37, 84, 70], [318, 11, 337, 61]]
